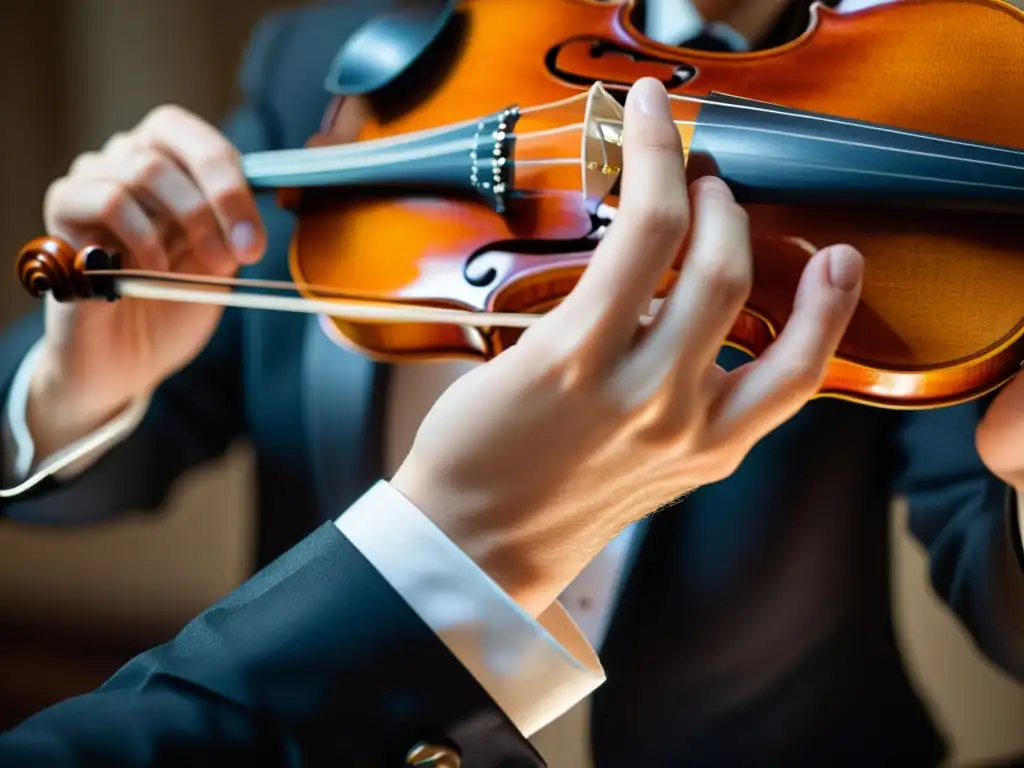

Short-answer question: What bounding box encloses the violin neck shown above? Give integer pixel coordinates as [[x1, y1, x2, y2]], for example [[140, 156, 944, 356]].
[[688, 93, 1024, 213], [241, 107, 521, 213]]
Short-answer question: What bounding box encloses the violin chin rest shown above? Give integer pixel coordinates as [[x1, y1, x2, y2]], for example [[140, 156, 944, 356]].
[[324, 0, 457, 96]]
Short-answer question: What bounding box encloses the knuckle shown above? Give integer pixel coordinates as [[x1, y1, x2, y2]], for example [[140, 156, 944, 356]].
[[144, 103, 188, 130], [628, 199, 688, 235], [128, 149, 170, 186], [208, 185, 250, 214], [68, 151, 100, 177], [101, 131, 133, 155], [547, 347, 596, 392], [43, 178, 70, 226], [634, 122, 683, 155], [180, 202, 220, 239], [529, 334, 606, 399], [641, 407, 696, 447], [44, 176, 68, 205], [690, 246, 752, 298], [776, 357, 822, 392], [96, 183, 132, 221], [631, 388, 702, 445], [193, 148, 242, 187]]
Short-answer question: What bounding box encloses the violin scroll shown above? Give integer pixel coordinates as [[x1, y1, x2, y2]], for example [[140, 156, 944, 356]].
[[16, 237, 120, 302]]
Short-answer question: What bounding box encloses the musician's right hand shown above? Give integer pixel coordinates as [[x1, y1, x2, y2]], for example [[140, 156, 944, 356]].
[[28, 105, 265, 456]]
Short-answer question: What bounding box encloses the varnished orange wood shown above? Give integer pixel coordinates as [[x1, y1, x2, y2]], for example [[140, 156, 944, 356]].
[[287, 0, 1024, 410], [15, 0, 1024, 409]]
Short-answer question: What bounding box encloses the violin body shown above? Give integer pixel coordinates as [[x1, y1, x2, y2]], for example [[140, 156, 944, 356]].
[[16, 0, 1024, 410], [289, 0, 1024, 409]]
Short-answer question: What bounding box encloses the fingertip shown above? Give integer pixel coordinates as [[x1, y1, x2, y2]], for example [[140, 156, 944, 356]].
[[230, 221, 256, 252], [626, 78, 671, 118], [239, 246, 264, 266], [824, 244, 864, 293], [229, 220, 265, 264], [236, 250, 262, 267]]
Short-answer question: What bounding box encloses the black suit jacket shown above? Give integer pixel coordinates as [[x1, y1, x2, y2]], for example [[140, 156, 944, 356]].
[[0, 522, 543, 767], [2, 1, 1023, 764]]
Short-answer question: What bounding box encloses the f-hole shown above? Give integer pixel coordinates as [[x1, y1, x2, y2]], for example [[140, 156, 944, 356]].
[[545, 37, 696, 89]]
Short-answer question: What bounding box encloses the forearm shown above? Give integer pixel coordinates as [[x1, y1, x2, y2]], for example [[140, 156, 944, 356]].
[[22, 341, 141, 471], [0, 299, 246, 522], [2, 339, 150, 494]]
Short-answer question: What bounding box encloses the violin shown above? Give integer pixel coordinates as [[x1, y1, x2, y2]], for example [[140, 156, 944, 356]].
[[15, 0, 1024, 410]]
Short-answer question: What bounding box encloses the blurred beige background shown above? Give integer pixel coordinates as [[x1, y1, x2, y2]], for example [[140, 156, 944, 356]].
[[0, 1, 1022, 765]]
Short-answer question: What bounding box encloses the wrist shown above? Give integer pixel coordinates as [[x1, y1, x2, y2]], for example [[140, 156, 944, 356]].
[[25, 350, 135, 458], [390, 463, 576, 617]]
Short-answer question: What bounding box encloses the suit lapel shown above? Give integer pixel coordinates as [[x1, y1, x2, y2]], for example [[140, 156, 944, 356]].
[[302, 316, 388, 518]]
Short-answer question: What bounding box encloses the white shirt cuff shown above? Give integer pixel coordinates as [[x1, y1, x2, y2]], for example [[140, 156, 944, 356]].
[[336, 480, 605, 737], [1, 339, 150, 497]]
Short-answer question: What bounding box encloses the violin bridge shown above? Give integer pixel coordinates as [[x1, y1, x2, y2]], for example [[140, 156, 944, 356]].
[[581, 82, 625, 213]]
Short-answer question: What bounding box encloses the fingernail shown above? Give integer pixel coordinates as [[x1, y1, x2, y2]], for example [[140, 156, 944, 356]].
[[827, 245, 864, 292], [696, 175, 731, 197], [231, 221, 256, 253], [632, 78, 671, 117]]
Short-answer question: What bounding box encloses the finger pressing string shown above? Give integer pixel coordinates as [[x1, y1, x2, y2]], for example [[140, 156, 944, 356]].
[[555, 78, 689, 364], [618, 176, 751, 406]]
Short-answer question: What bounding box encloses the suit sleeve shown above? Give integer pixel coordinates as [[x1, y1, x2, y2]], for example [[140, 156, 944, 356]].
[[0, 521, 547, 768], [893, 398, 1024, 681], [0, 13, 291, 524]]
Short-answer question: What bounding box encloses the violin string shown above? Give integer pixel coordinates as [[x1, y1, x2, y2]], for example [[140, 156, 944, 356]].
[[243, 110, 588, 175], [248, 122, 585, 173], [248, 97, 587, 159], [247, 91, 1024, 183], [253, 118, 1024, 193], [75, 91, 1024, 327], [247, 134, 510, 175], [247, 122, 1024, 193], [632, 120, 1024, 176], [663, 92, 1024, 159], [522, 151, 1024, 193]]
